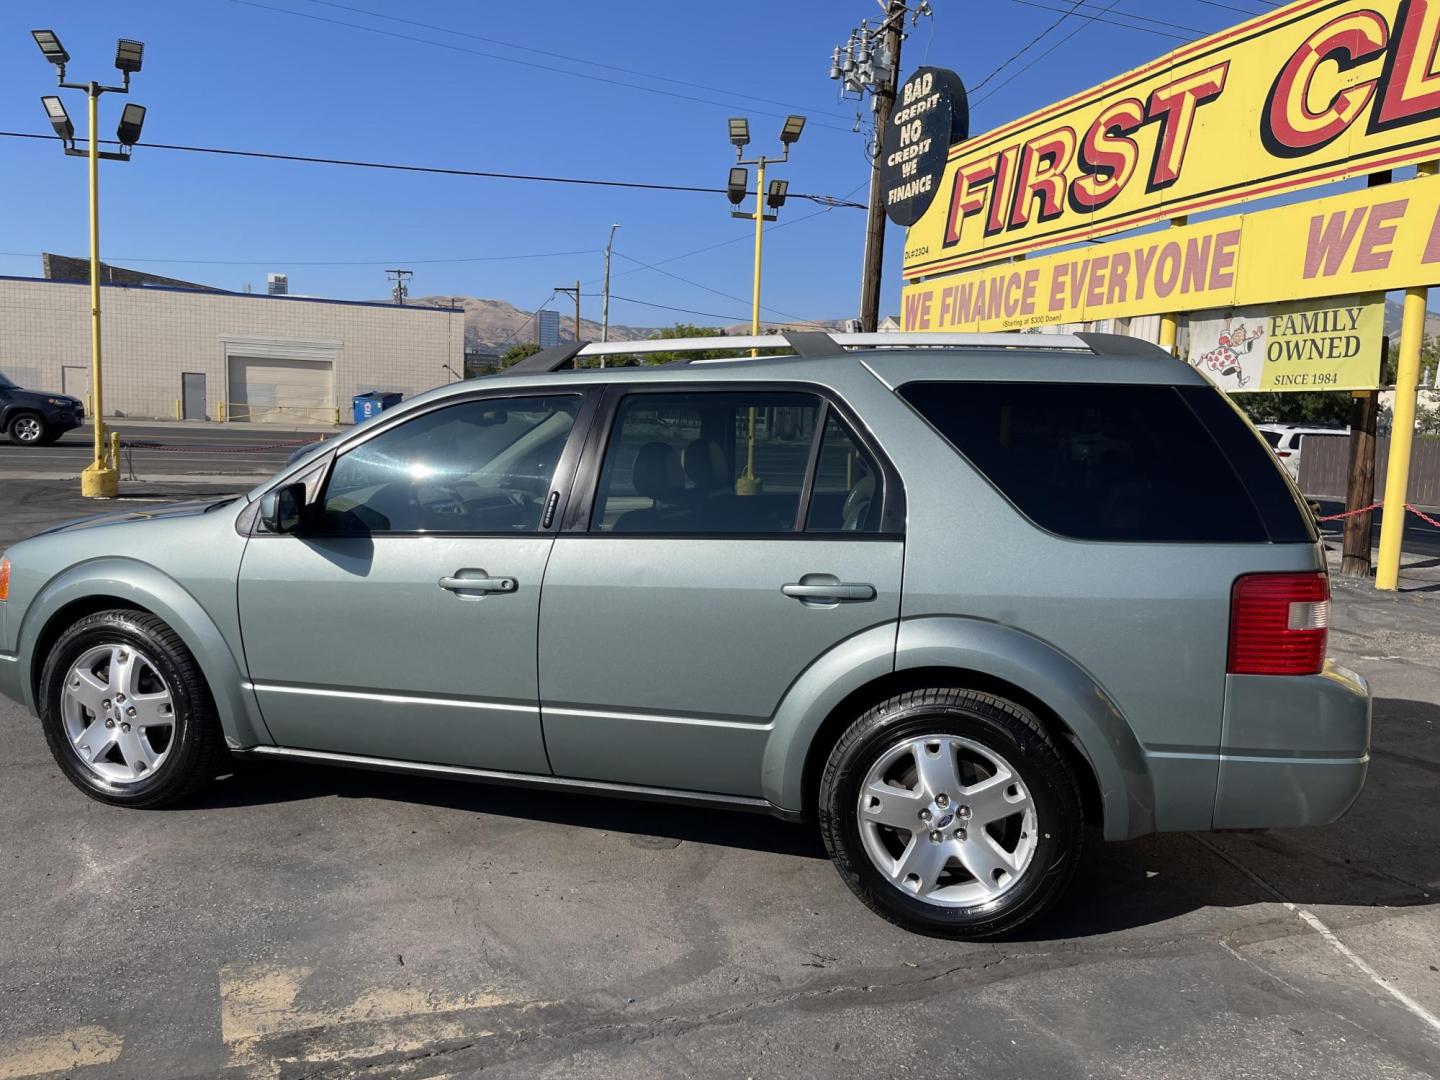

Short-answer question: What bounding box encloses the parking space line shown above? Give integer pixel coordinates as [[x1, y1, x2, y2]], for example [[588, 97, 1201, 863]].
[[1193, 835, 1440, 1039], [0, 1026, 123, 1079]]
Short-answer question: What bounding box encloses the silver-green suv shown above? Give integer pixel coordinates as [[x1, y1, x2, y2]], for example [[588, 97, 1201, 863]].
[[0, 332, 1371, 937]]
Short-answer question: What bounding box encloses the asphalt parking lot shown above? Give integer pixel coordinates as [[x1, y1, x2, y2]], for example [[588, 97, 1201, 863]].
[[0, 440, 1438, 1078]]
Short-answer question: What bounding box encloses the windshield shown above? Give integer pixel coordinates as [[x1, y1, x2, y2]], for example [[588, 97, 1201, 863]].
[[0, 373, 17, 390]]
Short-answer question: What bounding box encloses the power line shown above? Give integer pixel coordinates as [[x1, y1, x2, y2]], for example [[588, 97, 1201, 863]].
[[227, 0, 855, 133], [606, 294, 750, 324], [294, 0, 851, 122], [1006, 0, 1195, 38], [971, 0, 1089, 93], [0, 130, 867, 209], [973, 0, 1128, 107], [0, 248, 600, 268], [612, 251, 820, 325]]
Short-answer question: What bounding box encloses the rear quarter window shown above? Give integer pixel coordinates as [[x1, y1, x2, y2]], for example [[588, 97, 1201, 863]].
[[898, 381, 1315, 543]]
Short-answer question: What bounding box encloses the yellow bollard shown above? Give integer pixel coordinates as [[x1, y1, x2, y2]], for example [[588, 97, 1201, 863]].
[[175, 398, 181, 421]]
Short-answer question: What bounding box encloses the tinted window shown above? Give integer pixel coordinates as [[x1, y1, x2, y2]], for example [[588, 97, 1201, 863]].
[[592, 392, 819, 534], [319, 395, 578, 534], [900, 381, 1290, 543], [1260, 430, 1282, 448], [806, 411, 883, 532]]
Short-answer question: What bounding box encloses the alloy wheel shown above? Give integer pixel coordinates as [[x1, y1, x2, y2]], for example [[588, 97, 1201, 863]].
[[856, 734, 1038, 907], [60, 644, 177, 784], [13, 416, 42, 443]]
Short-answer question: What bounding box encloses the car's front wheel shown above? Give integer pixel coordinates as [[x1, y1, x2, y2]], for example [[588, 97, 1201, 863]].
[[6, 412, 47, 446], [38, 610, 227, 807], [819, 688, 1083, 939]]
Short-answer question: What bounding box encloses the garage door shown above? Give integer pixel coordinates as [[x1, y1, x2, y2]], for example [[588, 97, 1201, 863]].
[[227, 356, 334, 424]]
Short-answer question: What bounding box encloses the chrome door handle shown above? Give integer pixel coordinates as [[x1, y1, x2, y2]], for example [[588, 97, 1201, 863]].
[[781, 582, 876, 602], [438, 573, 517, 595]]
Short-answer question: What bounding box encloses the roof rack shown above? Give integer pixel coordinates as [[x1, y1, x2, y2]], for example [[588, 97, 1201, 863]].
[[501, 330, 1164, 374]]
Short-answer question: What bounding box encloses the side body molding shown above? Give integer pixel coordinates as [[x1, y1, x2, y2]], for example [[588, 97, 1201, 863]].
[[16, 558, 272, 749], [761, 616, 1155, 841]]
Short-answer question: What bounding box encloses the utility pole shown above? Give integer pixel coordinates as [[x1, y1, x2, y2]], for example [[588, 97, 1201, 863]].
[[601, 224, 620, 347], [555, 280, 581, 344], [829, 2, 932, 332], [387, 269, 412, 305], [859, 2, 905, 333]]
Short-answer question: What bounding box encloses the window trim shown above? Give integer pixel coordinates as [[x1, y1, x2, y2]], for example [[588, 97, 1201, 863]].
[[563, 381, 905, 540], [249, 386, 600, 539]]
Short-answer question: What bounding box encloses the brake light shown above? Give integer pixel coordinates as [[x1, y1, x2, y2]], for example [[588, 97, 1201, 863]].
[[0, 558, 8, 602], [1275, 450, 1292, 458], [1228, 572, 1329, 675]]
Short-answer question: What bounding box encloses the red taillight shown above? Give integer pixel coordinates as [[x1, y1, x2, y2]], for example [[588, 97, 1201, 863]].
[[1275, 450, 1292, 458], [1228, 572, 1329, 675]]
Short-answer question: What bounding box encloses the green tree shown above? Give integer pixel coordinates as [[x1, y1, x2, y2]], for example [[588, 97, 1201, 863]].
[[500, 341, 541, 368]]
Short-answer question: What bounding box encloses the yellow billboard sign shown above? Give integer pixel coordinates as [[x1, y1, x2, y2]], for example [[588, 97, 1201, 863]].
[[904, 0, 1440, 280], [900, 171, 1440, 332], [1188, 296, 1384, 391]]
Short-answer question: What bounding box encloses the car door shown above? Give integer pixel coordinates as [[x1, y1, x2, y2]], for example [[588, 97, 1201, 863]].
[[238, 389, 594, 771], [537, 385, 905, 797]]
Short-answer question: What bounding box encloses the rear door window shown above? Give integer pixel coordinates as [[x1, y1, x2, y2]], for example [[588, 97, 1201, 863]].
[[898, 381, 1313, 543]]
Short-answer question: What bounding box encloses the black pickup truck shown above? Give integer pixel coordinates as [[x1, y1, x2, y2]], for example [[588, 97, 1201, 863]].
[[0, 371, 85, 446]]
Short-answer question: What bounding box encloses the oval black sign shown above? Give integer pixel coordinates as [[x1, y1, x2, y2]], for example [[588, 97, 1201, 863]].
[[880, 67, 969, 228]]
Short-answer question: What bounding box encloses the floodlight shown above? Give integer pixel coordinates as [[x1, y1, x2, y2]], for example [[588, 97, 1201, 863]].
[[116, 102, 147, 146], [31, 29, 70, 67], [728, 117, 750, 148], [780, 115, 806, 145], [727, 167, 748, 205], [766, 179, 789, 210], [114, 38, 144, 75], [41, 96, 73, 142]]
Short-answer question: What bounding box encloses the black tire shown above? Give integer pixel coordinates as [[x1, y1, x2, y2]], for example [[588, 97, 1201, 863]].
[[6, 412, 47, 446], [818, 688, 1083, 939], [38, 610, 227, 808]]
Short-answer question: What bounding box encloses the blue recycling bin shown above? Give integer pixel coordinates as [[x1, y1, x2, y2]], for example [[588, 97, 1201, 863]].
[[352, 391, 403, 424]]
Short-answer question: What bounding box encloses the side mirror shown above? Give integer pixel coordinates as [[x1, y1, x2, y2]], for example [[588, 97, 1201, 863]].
[[259, 482, 307, 534]]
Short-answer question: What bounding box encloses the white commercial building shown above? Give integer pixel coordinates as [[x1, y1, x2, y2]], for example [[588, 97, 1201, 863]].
[[0, 275, 464, 424]]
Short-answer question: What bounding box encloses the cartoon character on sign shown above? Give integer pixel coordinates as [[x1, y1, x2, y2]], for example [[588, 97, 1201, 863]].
[[1198, 318, 1263, 388]]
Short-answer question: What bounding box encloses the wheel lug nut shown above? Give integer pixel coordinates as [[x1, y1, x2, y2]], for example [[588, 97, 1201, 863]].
[[126, 706, 137, 718], [102, 700, 111, 710], [957, 805, 972, 820], [954, 828, 967, 842], [115, 694, 125, 703], [935, 793, 949, 808], [105, 719, 115, 728], [919, 809, 932, 821], [121, 723, 131, 733], [929, 830, 943, 843]]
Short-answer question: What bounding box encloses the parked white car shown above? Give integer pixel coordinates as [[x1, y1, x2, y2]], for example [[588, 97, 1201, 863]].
[[1256, 424, 1348, 484]]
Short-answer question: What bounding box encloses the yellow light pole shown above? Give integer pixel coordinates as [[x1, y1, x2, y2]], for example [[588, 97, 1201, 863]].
[[1157, 216, 1188, 356], [727, 116, 804, 495], [32, 29, 148, 498], [1376, 162, 1439, 590]]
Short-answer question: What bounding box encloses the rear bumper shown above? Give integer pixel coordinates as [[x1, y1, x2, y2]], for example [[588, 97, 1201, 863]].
[[1213, 662, 1371, 829]]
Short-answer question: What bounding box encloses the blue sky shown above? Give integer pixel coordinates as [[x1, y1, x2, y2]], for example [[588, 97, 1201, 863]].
[[0, 0, 1278, 327]]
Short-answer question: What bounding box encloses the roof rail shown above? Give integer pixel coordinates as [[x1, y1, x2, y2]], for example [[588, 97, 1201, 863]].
[[497, 330, 1114, 374]]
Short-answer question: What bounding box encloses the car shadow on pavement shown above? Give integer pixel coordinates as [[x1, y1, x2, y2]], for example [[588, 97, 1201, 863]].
[[185, 695, 1439, 937], [196, 757, 829, 860]]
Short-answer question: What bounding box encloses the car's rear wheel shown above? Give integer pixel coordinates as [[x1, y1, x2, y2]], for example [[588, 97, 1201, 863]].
[[7, 412, 46, 446], [38, 610, 227, 807], [819, 688, 1083, 939]]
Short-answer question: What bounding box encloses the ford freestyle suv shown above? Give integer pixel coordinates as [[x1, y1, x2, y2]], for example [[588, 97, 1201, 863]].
[[0, 370, 85, 445], [0, 333, 1371, 938]]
